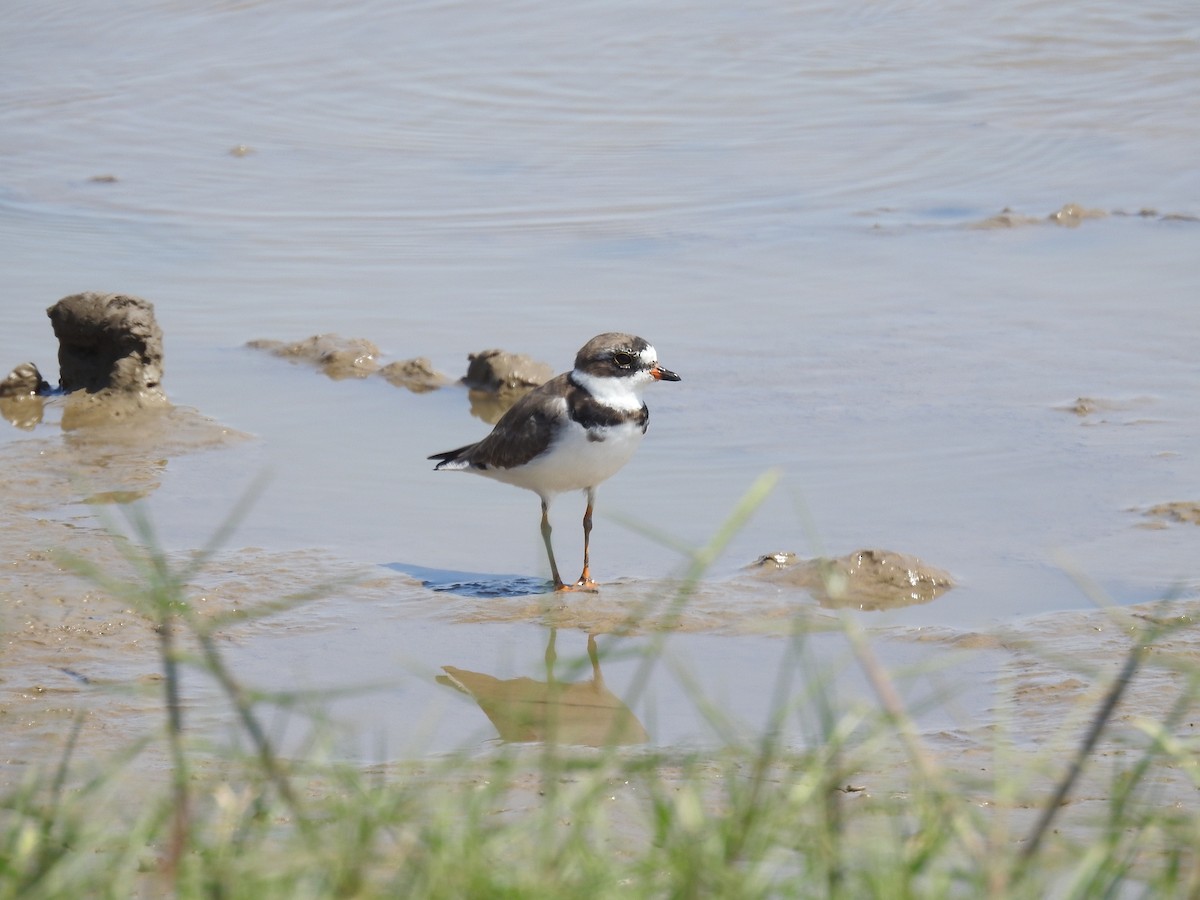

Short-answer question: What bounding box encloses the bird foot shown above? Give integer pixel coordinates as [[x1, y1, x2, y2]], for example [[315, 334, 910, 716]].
[[553, 579, 599, 593]]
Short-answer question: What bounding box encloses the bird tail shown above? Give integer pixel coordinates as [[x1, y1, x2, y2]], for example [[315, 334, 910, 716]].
[[428, 443, 477, 471]]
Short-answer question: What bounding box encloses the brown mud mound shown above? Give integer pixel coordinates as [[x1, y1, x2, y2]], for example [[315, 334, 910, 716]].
[[0, 362, 50, 398], [47, 292, 165, 396], [459, 348, 554, 424], [462, 349, 553, 392], [0, 364, 52, 429], [378, 357, 449, 392], [746, 549, 955, 611]]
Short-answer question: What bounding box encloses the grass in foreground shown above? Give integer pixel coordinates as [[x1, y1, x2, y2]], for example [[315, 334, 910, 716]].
[[3, 473, 1200, 898]]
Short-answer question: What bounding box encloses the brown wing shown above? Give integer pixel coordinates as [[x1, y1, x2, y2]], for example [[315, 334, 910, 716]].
[[465, 374, 570, 469], [429, 373, 569, 471]]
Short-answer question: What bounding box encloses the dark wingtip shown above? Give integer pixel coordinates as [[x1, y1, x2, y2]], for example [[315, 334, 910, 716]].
[[429, 442, 476, 469]]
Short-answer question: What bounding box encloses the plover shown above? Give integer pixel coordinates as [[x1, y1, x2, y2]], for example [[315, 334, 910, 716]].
[[429, 332, 681, 592]]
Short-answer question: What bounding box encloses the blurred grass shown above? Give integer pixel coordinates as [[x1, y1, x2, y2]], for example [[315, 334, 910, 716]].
[[3, 474, 1200, 898]]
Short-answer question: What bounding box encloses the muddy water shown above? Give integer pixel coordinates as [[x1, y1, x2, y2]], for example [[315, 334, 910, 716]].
[[2, 1, 1199, 768]]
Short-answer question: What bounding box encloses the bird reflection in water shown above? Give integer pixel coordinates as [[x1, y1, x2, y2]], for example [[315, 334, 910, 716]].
[[438, 628, 647, 747]]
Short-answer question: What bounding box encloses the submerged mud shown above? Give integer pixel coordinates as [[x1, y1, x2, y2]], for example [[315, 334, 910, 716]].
[[378, 357, 449, 392], [967, 202, 1198, 230], [248, 334, 383, 380], [0, 415, 409, 779], [1142, 501, 1200, 527], [746, 549, 954, 610]]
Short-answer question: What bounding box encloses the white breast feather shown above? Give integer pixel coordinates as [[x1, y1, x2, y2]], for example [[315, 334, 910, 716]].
[[478, 417, 645, 499], [569, 370, 647, 412]]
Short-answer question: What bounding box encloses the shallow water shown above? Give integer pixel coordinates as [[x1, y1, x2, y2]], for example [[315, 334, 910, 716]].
[[2, 0, 1199, 760]]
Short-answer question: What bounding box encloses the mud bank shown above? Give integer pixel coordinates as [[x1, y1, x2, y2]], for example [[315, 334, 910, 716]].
[[968, 202, 1199, 229]]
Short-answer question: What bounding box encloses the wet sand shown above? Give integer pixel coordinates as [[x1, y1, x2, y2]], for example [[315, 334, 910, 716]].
[[3, 393, 1197, 802]]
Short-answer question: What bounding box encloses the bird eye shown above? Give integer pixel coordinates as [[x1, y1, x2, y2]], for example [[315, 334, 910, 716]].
[[612, 351, 634, 368]]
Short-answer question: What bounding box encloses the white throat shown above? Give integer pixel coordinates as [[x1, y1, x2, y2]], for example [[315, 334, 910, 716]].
[[571, 369, 647, 412]]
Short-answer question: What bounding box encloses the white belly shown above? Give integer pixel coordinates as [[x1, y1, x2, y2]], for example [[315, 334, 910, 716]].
[[482, 419, 645, 499]]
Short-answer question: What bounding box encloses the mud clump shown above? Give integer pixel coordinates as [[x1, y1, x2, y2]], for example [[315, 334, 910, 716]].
[[1143, 502, 1200, 527], [1046, 203, 1107, 227], [747, 548, 954, 610], [378, 357, 449, 393], [248, 334, 381, 380], [1064, 397, 1103, 416], [463, 349, 553, 392], [43, 292, 171, 429], [460, 349, 553, 423], [0, 362, 50, 398], [0, 363, 52, 429], [48, 292, 165, 395]]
